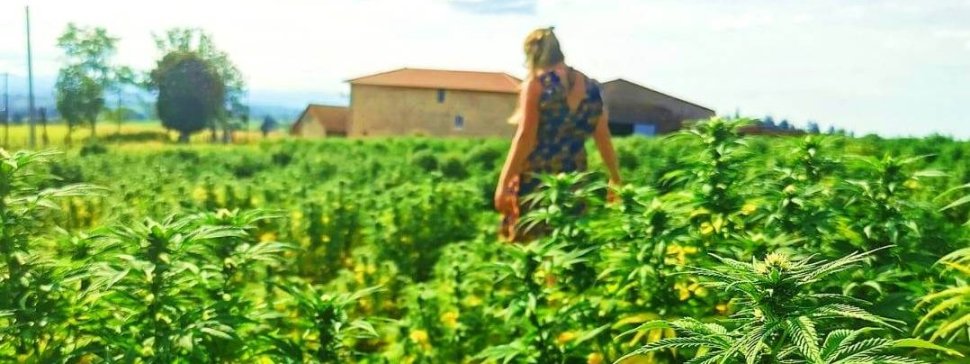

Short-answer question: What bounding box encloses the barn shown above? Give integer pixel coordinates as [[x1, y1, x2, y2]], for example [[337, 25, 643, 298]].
[[290, 104, 350, 137], [347, 68, 520, 137], [601, 79, 715, 136]]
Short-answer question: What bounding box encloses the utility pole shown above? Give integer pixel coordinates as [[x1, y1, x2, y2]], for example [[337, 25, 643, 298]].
[[2, 72, 8, 146], [25, 6, 36, 148]]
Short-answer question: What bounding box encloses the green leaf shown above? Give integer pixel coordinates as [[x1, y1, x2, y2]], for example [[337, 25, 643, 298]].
[[570, 324, 609, 348], [200, 327, 234, 340], [786, 317, 822, 363], [892, 338, 963, 357], [940, 194, 970, 211], [617, 320, 672, 339]]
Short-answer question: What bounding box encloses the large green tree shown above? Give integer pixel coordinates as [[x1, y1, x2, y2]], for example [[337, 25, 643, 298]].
[[151, 52, 225, 142], [55, 23, 131, 140], [152, 28, 245, 142], [55, 65, 103, 144]]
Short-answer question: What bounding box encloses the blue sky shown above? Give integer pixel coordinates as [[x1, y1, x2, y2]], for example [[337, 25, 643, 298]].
[[1, 0, 968, 137]]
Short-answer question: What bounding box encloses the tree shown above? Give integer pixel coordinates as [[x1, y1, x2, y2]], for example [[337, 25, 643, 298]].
[[806, 121, 820, 134], [151, 52, 225, 143], [260, 116, 277, 138], [152, 28, 245, 143], [763, 116, 776, 129], [56, 64, 104, 145], [109, 66, 137, 134], [778, 119, 791, 130], [55, 23, 123, 139]]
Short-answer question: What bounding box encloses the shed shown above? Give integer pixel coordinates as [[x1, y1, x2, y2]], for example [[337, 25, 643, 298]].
[[602, 79, 715, 136], [290, 104, 350, 137]]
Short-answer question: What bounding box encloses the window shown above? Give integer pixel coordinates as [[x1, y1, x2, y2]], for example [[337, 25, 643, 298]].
[[633, 123, 657, 136], [437, 89, 446, 103], [454, 115, 464, 130]]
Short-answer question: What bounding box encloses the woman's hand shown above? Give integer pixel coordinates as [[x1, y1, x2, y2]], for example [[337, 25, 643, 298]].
[[494, 186, 515, 214], [606, 178, 622, 204]]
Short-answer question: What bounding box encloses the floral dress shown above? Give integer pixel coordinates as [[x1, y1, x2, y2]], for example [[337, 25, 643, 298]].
[[501, 68, 605, 241]]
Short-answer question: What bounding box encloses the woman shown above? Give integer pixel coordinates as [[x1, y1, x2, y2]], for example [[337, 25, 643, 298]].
[[495, 27, 622, 242]]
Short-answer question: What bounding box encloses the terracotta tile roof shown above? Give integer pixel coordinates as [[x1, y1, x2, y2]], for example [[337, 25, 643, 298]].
[[348, 68, 521, 94], [291, 104, 349, 134]]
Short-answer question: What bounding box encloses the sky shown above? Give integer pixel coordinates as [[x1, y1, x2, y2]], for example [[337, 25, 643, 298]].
[[0, 0, 969, 138]]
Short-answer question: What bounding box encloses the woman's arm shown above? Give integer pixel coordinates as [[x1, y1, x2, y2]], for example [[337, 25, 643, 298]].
[[495, 78, 540, 212], [593, 109, 621, 186]]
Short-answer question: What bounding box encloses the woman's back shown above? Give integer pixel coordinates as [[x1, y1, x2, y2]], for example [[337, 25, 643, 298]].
[[520, 68, 605, 192]]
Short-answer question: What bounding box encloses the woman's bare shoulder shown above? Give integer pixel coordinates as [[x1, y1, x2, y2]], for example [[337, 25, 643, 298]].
[[520, 75, 541, 93]]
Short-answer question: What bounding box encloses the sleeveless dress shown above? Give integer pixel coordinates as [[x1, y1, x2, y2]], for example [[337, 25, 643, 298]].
[[501, 69, 605, 241]]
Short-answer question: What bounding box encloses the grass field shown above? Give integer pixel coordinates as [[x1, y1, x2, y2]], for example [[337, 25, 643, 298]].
[[0, 121, 285, 149]]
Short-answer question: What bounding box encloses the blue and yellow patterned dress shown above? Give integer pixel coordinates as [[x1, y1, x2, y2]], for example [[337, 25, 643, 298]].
[[502, 68, 605, 241]]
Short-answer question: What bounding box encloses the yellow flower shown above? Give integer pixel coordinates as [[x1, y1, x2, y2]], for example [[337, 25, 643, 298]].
[[465, 295, 483, 307], [741, 202, 757, 215], [904, 179, 919, 189], [716, 303, 730, 315], [359, 298, 372, 312], [700, 222, 715, 236], [674, 282, 691, 301], [783, 184, 797, 194], [666, 244, 699, 265], [409, 329, 431, 350], [587, 352, 604, 364], [556, 331, 577, 346], [690, 283, 708, 298], [259, 232, 277, 242], [192, 187, 207, 202], [689, 207, 711, 219], [440, 311, 459, 328]]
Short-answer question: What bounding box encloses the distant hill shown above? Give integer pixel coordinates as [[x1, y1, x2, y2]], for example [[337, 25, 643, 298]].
[[1, 74, 341, 123]]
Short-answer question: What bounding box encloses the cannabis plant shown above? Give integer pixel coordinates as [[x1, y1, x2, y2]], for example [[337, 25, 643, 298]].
[[619, 249, 961, 363], [0, 150, 99, 361], [269, 282, 380, 362], [916, 247, 970, 346], [92, 215, 249, 362]]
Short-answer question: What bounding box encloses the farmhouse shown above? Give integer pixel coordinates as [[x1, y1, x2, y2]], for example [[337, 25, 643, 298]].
[[601, 79, 715, 136], [344, 68, 714, 138], [348, 68, 520, 137], [290, 104, 350, 137]]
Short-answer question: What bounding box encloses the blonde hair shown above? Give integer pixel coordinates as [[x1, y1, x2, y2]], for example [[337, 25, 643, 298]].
[[509, 27, 564, 125], [523, 27, 564, 73]]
